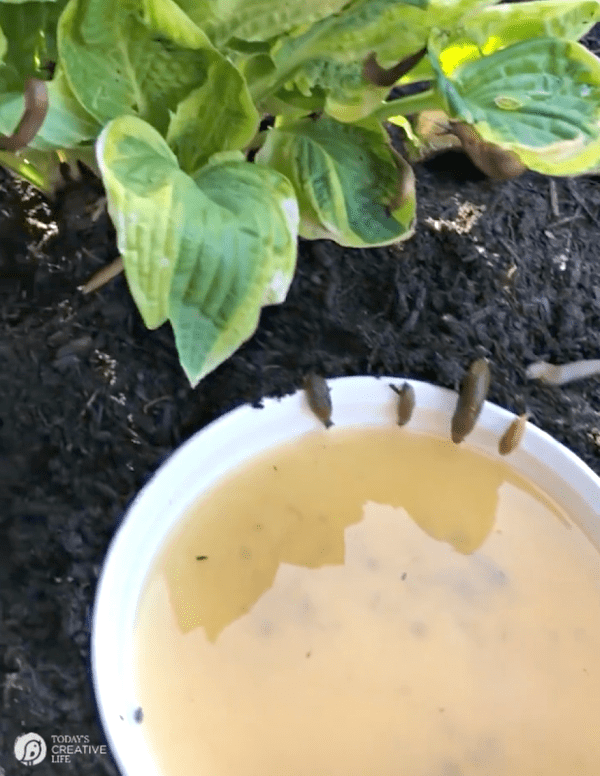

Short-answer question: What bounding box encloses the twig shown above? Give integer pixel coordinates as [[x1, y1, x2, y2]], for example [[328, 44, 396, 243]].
[[551, 210, 583, 229], [79, 389, 99, 418], [79, 257, 124, 294], [496, 236, 521, 263], [548, 178, 560, 218], [566, 179, 600, 227]]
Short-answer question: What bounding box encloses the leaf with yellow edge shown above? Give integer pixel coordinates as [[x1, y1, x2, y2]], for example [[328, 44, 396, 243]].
[[97, 116, 299, 386], [430, 35, 600, 176], [255, 114, 415, 247]]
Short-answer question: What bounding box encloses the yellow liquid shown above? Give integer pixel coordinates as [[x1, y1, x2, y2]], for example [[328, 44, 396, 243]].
[[133, 428, 600, 776]]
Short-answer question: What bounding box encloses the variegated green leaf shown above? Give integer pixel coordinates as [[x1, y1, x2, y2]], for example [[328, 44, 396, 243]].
[[264, 84, 326, 119], [171, 0, 218, 30], [0, 0, 63, 91], [166, 55, 258, 174], [255, 114, 415, 247], [0, 22, 6, 64], [171, 155, 299, 383], [457, 1, 600, 53], [256, 0, 431, 119], [97, 115, 299, 386], [204, 0, 352, 46], [139, 0, 210, 46], [271, 0, 428, 74], [96, 114, 184, 329], [431, 35, 600, 175], [58, 0, 218, 133], [0, 66, 99, 151], [283, 58, 389, 123], [425, 0, 500, 27]]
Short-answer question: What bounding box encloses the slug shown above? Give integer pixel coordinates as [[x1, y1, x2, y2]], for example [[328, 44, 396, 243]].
[[451, 358, 491, 444], [390, 382, 415, 426], [525, 359, 600, 386], [0, 78, 49, 152], [498, 413, 528, 456], [304, 374, 333, 428], [446, 122, 526, 181], [362, 47, 427, 88]]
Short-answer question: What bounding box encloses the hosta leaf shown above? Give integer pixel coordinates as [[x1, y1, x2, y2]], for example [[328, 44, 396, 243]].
[[457, 1, 600, 52], [36, 67, 100, 150], [425, 0, 500, 27], [272, 0, 428, 73], [264, 84, 326, 119], [262, 0, 430, 120], [138, 0, 210, 46], [431, 35, 600, 175], [0, 24, 6, 66], [96, 115, 184, 329], [166, 55, 258, 174], [171, 156, 299, 383], [0, 66, 99, 151], [204, 0, 352, 47], [255, 115, 415, 247], [284, 58, 388, 123], [41, 67, 101, 148], [58, 0, 223, 134], [171, 0, 218, 30], [97, 115, 299, 386], [0, 0, 63, 91]]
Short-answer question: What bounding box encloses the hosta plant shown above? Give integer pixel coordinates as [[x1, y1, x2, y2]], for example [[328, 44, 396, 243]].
[[2, 0, 600, 385]]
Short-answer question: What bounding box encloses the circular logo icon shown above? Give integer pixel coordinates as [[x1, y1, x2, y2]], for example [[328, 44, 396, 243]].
[[14, 733, 47, 766]]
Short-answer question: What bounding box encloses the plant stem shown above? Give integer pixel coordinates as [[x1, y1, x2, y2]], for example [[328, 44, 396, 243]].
[[370, 88, 445, 123], [244, 129, 268, 155]]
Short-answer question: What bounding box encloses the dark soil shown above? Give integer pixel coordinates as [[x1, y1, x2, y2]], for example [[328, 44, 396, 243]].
[[3, 31, 600, 776]]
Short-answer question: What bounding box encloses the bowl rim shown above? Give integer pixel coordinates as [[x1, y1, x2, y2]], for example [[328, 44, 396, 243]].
[[91, 375, 600, 776]]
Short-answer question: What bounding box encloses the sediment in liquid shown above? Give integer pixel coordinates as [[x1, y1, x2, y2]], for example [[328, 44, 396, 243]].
[[133, 428, 600, 776]]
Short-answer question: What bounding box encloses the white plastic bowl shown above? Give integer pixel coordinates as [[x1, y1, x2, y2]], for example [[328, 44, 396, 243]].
[[91, 376, 600, 776]]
